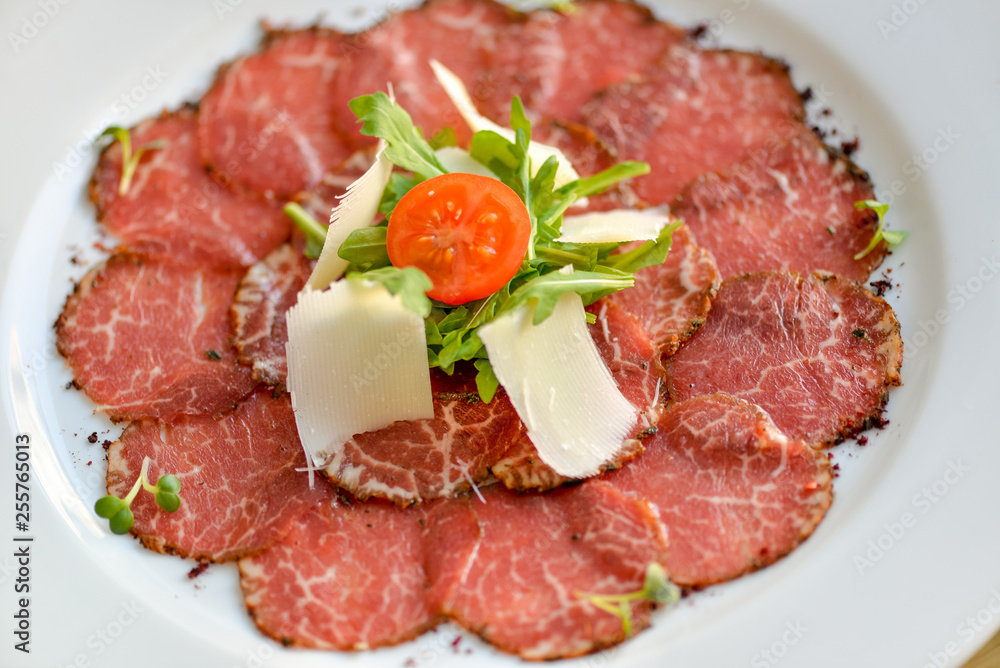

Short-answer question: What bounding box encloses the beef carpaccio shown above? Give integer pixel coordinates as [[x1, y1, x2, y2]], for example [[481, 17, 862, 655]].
[[56, 0, 905, 661]]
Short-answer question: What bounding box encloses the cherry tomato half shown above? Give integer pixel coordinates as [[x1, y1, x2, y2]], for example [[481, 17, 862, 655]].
[[387, 173, 531, 305]]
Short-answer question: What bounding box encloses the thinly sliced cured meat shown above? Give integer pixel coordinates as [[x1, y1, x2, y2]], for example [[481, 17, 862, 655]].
[[198, 28, 355, 198], [667, 271, 903, 445], [674, 128, 884, 281], [240, 494, 436, 649], [609, 225, 720, 355], [587, 299, 664, 417], [420, 499, 482, 612], [91, 108, 291, 268], [480, 0, 687, 125], [106, 389, 329, 562], [56, 254, 255, 421], [442, 482, 669, 660], [491, 300, 661, 492], [231, 243, 313, 386], [584, 45, 805, 205], [323, 366, 522, 505], [604, 394, 832, 587], [331, 0, 512, 148]]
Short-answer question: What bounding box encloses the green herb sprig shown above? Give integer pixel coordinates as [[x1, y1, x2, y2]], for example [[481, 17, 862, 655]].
[[95, 456, 181, 535], [854, 200, 907, 260], [99, 126, 167, 196], [283, 202, 328, 260], [577, 563, 681, 637]]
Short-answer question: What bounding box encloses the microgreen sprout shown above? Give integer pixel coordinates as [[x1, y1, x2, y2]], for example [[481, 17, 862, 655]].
[[99, 126, 167, 196], [284, 202, 328, 259], [577, 563, 680, 637], [854, 200, 908, 260], [94, 456, 181, 535]]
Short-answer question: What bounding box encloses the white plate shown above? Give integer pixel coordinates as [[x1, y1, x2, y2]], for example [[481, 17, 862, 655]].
[[2, 1, 999, 666]]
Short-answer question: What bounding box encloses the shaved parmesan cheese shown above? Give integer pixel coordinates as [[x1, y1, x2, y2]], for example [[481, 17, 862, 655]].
[[307, 141, 392, 290], [430, 59, 581, 189], [557, 209, 670, 244], [434, 146, 497, 179], [286, 279, 433, 469], [478, 292, 637, 478]]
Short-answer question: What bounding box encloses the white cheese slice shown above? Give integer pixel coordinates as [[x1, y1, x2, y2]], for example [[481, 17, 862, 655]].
[[478, 291, 637, 478], [434, 146, 498, 179], [286, 279, 433, 469], [429, 59, 581, 190], [306, 141, 392, 290], [556, 209, 670, 244]]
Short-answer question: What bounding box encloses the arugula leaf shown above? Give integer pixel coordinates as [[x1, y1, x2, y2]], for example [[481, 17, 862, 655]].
[[502, 268, 634, 324], [600, 220, 682, 274], [428, 126, 458, 150], [854, 200, 907, 259], [425, 318, 443, 346], [469, 130, 520, 179], [283, 203, 327, 260], [378, 172, 419, 217], [349, 266, 433, 318], [436, 307, 470, 334], [349, 92, 448, 180], [338, 225, 391, 271], [474, 358, 499, 403], [536, 161, 650, 234]]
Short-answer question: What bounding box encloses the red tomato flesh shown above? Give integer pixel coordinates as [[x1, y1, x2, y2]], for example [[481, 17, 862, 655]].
[[387, 173, 531, 305]]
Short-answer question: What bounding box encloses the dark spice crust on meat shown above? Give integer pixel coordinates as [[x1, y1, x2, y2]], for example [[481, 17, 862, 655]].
[[667, 271, 901, 448], [239, 575, 442, 650], [813, 271, 902, 445], [491, 437, 646, 492]]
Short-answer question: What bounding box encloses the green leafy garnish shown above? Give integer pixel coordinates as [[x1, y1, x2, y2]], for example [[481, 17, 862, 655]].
[[339, 225, 391, 272], [95, 456, 181, 535], [577, 563, 680, 637], [854, 200, 908, 260], [99, 126, 166, 196], [378, 173, 420, 217], [333, 93, 675, 401], [349, 92, 448, 180], [428, 126, 458, 150], [350, 266, 434, 318], [283, 202, 327, 260]]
